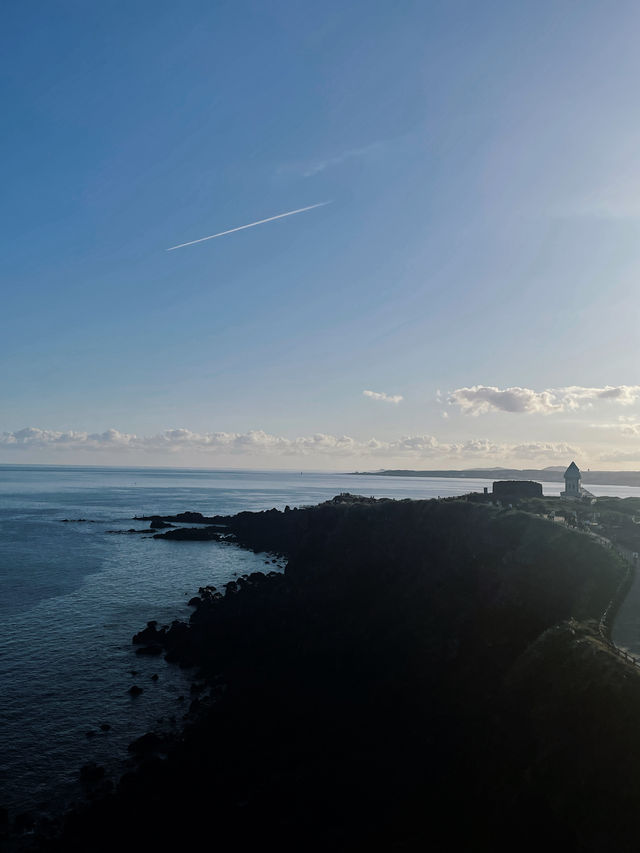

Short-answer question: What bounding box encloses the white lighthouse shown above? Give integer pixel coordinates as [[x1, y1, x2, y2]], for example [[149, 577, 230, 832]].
[[561, 461, 583, 499]]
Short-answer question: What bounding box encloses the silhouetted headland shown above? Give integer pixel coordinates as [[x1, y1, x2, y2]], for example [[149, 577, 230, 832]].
[[19, 494, 640, 852], [352, 467, 640, 486]]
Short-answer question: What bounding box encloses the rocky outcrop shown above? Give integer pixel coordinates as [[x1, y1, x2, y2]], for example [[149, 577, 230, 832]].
[[153, 526, 226, 542], [135, 511, 226, 525], [148, 520, 174, 530]]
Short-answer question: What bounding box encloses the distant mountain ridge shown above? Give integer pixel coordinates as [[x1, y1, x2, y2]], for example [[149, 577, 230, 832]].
[[351, 468, 640, 486]]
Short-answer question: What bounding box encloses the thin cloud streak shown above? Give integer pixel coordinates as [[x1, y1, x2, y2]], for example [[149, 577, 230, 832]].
[[300, 142, 385, 177], [363, 389, 403, 404], [167, 202, 331, 251]]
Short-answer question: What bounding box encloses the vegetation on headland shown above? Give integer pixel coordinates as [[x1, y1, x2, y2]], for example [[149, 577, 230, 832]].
[[18, 495, 640, 851], [489, 492, 640, 554]]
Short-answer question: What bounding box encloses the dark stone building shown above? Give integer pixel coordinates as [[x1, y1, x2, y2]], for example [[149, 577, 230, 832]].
[[492, 480, 543, 499]]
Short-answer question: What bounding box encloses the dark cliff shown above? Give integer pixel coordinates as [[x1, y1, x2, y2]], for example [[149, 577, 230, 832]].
[[37, 498, 640, 852]]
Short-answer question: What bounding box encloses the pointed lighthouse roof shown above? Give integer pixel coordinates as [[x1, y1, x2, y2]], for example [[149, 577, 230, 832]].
[[564, 461, 580, 476]]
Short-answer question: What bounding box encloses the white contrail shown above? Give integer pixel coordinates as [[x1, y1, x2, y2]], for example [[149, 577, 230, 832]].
[[167, 201, 331, 251]]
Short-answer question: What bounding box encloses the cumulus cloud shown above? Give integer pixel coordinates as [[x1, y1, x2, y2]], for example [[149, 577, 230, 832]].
[[448, 385, 640, 415], [363, 389, 403, 404], [0, 427, 579, 462], [448, 386, 561, 415]]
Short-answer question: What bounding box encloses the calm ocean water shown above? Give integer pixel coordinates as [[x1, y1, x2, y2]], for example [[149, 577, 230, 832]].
[[2, 464, 640, 819]]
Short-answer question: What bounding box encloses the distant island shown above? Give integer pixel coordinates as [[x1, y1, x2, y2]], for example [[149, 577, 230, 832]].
[[351, 467, 640, 486]]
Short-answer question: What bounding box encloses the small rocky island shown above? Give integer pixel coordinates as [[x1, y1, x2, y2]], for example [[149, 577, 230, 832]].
[[20, 495, 640, 852]]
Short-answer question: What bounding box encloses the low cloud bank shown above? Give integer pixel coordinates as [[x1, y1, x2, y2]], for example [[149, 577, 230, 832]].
[[0, 427, 577, 462], [448, 385, 640, 415]]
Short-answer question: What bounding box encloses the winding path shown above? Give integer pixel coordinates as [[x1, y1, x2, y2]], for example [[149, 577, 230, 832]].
[[544, 515, 638, 662]]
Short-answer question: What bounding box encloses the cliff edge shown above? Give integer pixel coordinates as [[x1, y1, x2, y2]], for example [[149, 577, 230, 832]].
[[34, 498, 640, 852]]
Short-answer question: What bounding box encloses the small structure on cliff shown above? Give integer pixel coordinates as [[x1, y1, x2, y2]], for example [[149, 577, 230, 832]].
[[561, 461, 594, 500], [492, 480, 543, 499], [562, 462, 581, 497]]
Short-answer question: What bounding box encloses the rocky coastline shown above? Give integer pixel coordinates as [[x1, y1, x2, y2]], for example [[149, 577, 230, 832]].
[[13, 494, 640, 851]]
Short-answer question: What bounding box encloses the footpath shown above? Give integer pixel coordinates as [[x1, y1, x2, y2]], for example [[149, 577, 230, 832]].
[[551, 516, 639, 666]]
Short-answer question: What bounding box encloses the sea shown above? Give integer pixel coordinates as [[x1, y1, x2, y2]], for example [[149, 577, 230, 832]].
[[2, 464, 640, 821]]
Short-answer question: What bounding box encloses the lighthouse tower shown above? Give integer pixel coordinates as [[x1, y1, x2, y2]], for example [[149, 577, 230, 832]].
[[561, 461, 582, 498]]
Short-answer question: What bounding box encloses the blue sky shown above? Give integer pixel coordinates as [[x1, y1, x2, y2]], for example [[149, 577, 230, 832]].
[[2, 0, 640, 469]]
